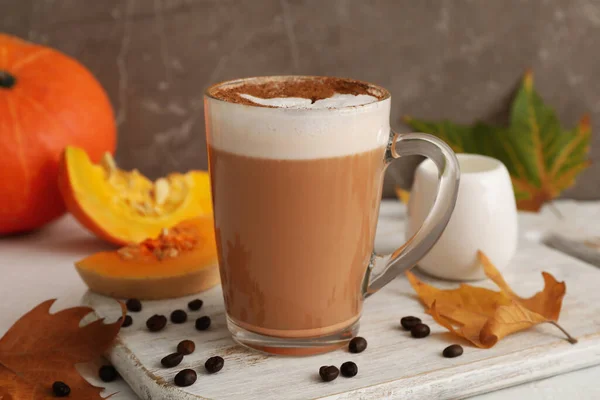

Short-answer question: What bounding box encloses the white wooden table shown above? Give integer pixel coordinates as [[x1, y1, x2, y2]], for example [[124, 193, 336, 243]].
[[1, 200, 600, 399]]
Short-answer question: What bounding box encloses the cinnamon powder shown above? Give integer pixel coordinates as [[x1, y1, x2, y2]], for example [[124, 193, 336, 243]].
[[208, 76, 387, 107]]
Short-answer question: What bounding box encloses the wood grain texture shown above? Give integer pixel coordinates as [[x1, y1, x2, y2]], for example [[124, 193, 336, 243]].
[[87, 201, 600, 399]]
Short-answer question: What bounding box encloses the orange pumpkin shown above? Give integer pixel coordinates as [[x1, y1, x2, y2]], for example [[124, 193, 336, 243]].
[[0, 34, 116, 234]]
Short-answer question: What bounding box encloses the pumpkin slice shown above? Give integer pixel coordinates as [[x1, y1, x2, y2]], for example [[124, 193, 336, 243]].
[[75, 217, 219, 299], [58, 146, 212, 245]]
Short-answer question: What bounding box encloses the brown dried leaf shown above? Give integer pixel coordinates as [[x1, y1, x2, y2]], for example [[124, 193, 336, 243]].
[[0, 364, 51, 399], [407, 251, 574, 348], [0, 299, 124, 399]]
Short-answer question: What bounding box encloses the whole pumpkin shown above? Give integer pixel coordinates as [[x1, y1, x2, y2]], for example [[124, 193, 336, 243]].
[[0, 34, 116, 234]]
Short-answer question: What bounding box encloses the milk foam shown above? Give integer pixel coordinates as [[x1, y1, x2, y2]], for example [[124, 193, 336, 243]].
[[205, 95, 391, 160], [239, 93, 379, 109]]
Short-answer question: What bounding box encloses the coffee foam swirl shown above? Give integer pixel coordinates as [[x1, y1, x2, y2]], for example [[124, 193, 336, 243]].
[[239, 93, 379, 109]]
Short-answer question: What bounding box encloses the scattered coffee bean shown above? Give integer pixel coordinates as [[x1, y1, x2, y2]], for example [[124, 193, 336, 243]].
[[340, 361, 358, 378], [125, 298, 142, 312], [177, 340, 195, 355], [121, 315, 133, 327], [204, 356, 224, 373], [319, 365, 339, 382], [98, 365, 119, 382], [170, 309, 188, 324], [188, 299, 204, 311], [161, 352, 184, 368], [195, 316, 211, 331], [400, 316, 422, 330], [443, 344, 464, 358], [319, 366, 328, 376], [174, 369, 197, 387], [348, 336, 367, 353], [52, 381, 70, 397], [411, 323, 431, 338], [146, 314, 167, 332]]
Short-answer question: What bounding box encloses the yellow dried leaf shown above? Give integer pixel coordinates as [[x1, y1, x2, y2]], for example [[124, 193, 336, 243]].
[[429, 300, 548, 348], [394, 186, 410, 205], [479, 251, 565, 320], [407, 251, 575, 348]]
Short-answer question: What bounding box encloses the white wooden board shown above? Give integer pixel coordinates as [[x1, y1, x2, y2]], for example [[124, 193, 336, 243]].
[[87, 201, 600, 400]]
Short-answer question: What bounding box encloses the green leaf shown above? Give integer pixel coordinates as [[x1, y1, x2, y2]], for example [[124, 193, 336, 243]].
[[404, 71, 591, 211]]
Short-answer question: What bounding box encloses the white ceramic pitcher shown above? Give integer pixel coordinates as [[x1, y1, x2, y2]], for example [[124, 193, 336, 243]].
[[406, 153, 518, 280]]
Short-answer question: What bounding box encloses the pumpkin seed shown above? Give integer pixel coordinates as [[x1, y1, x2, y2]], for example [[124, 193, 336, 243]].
[[127, 174, 137, 188], [154, 178, 170, 205], [117, 249, 134, 260], [101, 152, 117, 174], [166, 248, 179, 258], [134, 203, 148, 215]]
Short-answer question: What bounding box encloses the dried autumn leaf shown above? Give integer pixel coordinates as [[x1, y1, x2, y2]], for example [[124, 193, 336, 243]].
[[0, 364, 51, 399], [479, 251, 566, 320], [406, 251, 576, 348], [404, 70, 591, 211], [0, 299, 124, 399], [394, 187, 410, 205]]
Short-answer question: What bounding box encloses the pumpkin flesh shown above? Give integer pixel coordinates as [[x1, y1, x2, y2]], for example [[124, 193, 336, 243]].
[[75, 217, 219, 299], [59, 146, 212, 245]]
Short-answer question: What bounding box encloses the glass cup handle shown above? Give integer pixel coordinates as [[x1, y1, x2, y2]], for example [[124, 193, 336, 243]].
[[363, 131, 460, 298]]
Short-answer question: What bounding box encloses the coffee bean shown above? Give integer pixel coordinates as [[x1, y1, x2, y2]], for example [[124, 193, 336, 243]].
[[98, 365, 119, 382], [340, 361, 358, 378], [195, 316, 211, 331], [174, 369, 197, 387], [204, 356, 224, 373], [125, 298, 142, 312], [348, 336, 367, 353], [400, 316, 422, 330], [443, 344, 464, 358], [170, 309, 187, 324], [121, 315, 133, 327], [52, 381, 70, 397], [161, 352, 184, 368], [411, 323, 430, 338], [146, 314, 167, 332], [319, 365, 339, 382], [177, 340, 195, 355], [188, 299, 204, 311]]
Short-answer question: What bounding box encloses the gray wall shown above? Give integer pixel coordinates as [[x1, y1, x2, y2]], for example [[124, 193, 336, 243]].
[[3, 0, 600, 198]]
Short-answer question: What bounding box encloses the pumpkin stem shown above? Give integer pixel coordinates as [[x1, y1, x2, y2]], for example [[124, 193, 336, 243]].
[[0, 70, 16, 89]]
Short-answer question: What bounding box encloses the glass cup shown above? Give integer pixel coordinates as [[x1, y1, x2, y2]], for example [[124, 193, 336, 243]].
[[204, 76, 460, 355]]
